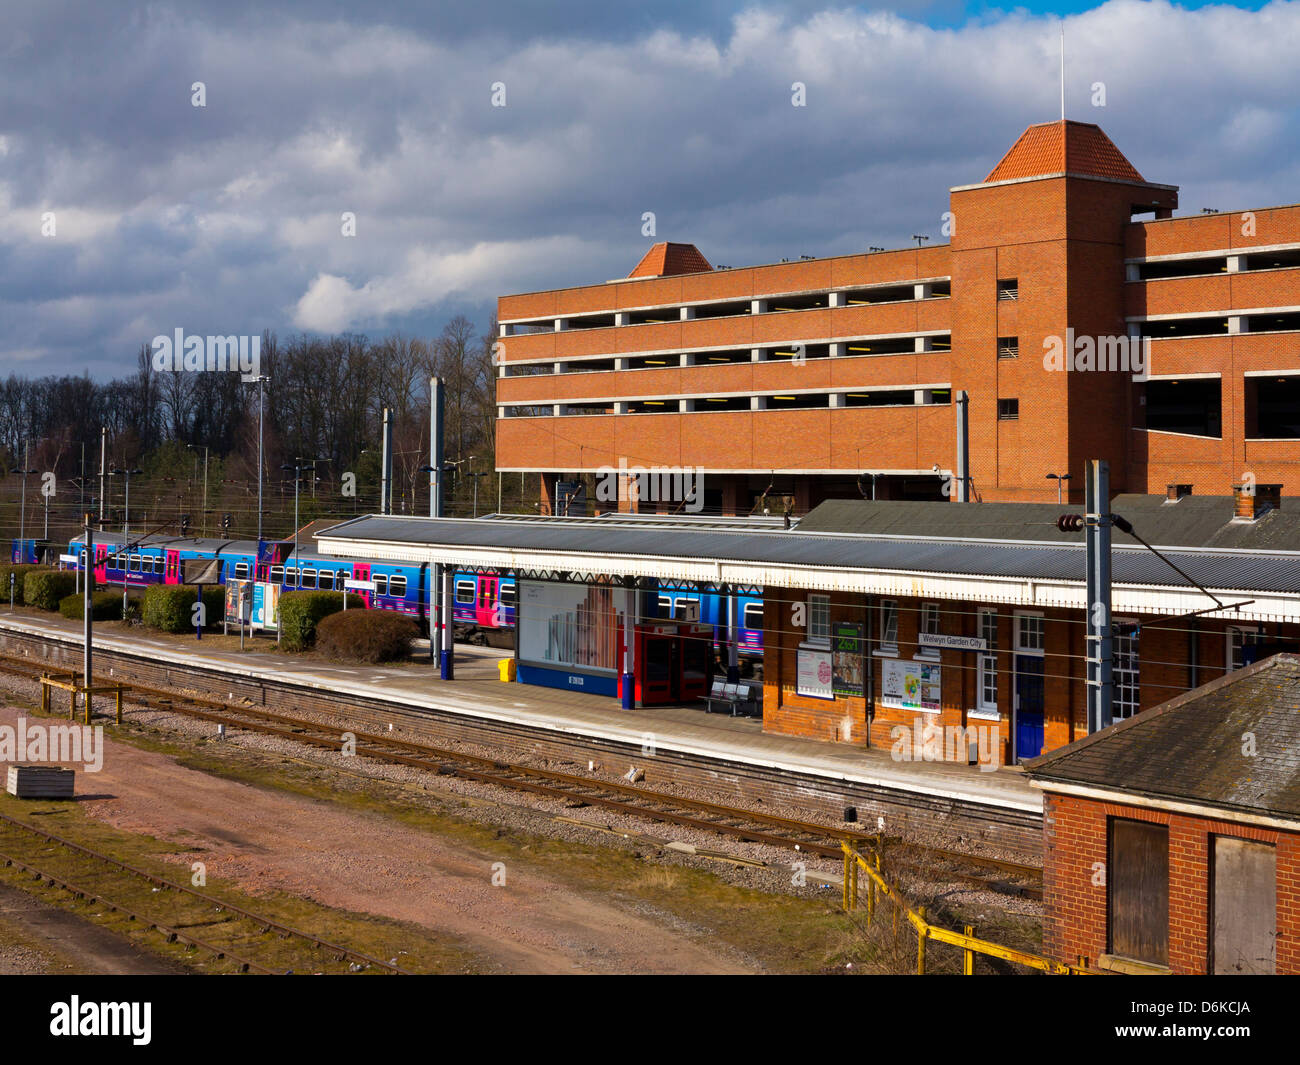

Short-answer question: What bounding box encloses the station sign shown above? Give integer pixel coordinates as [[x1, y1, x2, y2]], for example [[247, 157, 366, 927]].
[[919, 632, 987, 652], [344, 579, 376, 592]]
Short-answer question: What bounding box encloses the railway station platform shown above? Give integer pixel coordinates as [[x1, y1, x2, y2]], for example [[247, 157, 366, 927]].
[[0, 611, 1041, 817]]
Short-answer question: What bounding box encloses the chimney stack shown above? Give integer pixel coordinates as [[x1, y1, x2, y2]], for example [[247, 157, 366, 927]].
[[1165, 483, 1193, 502], [1233, 482, 1282, 520]]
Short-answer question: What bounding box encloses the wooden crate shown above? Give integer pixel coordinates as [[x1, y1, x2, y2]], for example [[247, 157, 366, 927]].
[[6, 765, 75, 799]]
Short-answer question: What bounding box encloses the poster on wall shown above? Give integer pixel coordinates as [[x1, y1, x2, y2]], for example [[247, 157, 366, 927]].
[[832, 622, 864, 696], [881, 658, 941, 711], [518, 579, 622, 673], [796, 646, 834, 700]]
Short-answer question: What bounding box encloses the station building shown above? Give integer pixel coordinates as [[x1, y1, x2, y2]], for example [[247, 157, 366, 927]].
[[1025, 654, 1300, 975], [317, 485, 1299, 763], [494, 120, 1300, 515]]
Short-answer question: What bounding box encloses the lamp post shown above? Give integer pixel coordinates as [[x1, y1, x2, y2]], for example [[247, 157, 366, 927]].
[[1047, 472, 1072, 505], [187, 444, 209, 536], [12, 461, 34, 545], [250, 375, 270, 543], [466, 471, 489, 517], [110, 466, 143, 538]]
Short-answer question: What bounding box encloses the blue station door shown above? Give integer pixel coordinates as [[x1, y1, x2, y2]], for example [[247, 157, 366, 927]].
[[1014, 654, 1045, 761]]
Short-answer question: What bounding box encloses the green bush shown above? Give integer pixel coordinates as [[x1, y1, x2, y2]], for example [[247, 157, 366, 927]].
[[316, 609, 417, 663], [23, 570, 77, 611], [58, 591, 125, 621], [277, 590, 363, 652], [142, 584, 227, 633], [0, 563, 45, 605]]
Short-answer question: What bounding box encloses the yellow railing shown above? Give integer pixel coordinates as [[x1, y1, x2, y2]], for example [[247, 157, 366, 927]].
[[40, 671, 126, 725], [841, 841, 1096, 975]]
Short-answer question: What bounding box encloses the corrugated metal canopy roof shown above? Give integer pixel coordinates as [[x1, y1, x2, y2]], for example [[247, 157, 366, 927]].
[[315, 514, 1300, 595]]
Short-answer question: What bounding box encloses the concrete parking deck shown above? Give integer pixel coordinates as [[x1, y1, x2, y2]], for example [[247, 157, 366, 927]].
[[0, 611, 1040, 814]]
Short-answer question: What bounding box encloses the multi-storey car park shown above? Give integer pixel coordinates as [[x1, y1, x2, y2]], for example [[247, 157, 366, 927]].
[[494, 119, 1299, 515]]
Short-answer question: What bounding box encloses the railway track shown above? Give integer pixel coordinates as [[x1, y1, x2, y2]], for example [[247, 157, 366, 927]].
[[0, 649, 1043, 900], [0, 810, 408, 975]]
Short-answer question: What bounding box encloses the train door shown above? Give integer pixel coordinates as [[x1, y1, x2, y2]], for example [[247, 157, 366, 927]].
[[165, 550, 180, 585], [353, 563, 371, 607], [94, 544, 108, 585], [476, 573, 498, 627]]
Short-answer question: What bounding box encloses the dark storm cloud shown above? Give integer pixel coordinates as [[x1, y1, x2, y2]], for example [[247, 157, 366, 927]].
[[0, 1, 1297, 373]]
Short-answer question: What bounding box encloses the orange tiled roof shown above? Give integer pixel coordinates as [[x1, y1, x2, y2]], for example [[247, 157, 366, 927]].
[[628, 242, 713, 278], [985, 120, 1145, 184]]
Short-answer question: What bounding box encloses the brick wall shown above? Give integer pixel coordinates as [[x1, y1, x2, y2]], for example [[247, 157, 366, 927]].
[[1042, 791, 1300, 974]]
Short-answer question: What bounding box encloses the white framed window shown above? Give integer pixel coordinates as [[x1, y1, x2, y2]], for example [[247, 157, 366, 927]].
[[270, 565, 284, 584], [976, 608, 999, 717], [807, 594, 831, 644], [1113, 618, 1140, 720], [876, 599, 899, 655], [390, 575, 407, 598], [285, 567, 298, 586], [742, 602, 764, 631], [318, 570, 335, 590], [1016, 612, 1045, 654], [301, 568, 318, 589], [456, 578, 475, 604], [234, 562, 250, 580], [500, 583, 517, 607], [373, 573, 389, 596], [1227, 626, 1263, 671], [917, 602, 942, 659]]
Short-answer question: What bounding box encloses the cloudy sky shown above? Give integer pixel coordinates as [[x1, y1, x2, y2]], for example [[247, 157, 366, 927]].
[[2, 0, 1296, 379]]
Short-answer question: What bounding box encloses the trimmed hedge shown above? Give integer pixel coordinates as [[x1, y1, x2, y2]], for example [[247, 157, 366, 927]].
[[59, 591, 126, 622], [0, 563, 45, 605], [23, 570, 78, 611], [142, 584, 227, 633], [316, 610, 417, 663], [277, 590, 363, 652]]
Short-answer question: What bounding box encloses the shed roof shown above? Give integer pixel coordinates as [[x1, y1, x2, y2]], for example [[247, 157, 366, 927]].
[[1024, 655, 1300, 824]]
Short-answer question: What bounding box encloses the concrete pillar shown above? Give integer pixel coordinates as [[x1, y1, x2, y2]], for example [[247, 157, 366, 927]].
[[751, 396, 767, 410], [829, 291, 846, 308], [553, 361, 563, 374], [751, 299, 767, 315], [614, 402, 628, 414], [679, 399, 692, 412], [679, 353, 690, 367], [553, 404, 564, 417], [914, 389, 927, 405], [914, 283, 932, 300], [726, 586, 740, 684], [1228, 315, 1244, 335], [1125, 262, 1141, 282], [829, 342, 845, 358], [439, 566, 454, 680], [1226, 255, 1244, 273], [751, 347, 767, 362], [915, 336, 934, 353], [614, 357, 628, 371], [499, 322, 511, 337], [829, 393, 845, 408], [615, 311, 629, 326], [680, 306, 696, 321], [554, 318, 568, 331]]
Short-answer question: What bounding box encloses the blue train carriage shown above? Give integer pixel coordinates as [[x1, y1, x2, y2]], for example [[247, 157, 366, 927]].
[[452, 569, 517, 646], [653, 582, 764, 657], [68, 532, 258, 590], [270, 549, 430, 634]]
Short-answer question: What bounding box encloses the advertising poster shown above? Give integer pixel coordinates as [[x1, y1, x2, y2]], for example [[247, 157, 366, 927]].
[[518, 579, 622, 673], [882, 659, 942, 711], [832, 622, 864, 696], [225, 580, 248, 625], [251, 581, 280, 631], [796, 646, 834, 700]]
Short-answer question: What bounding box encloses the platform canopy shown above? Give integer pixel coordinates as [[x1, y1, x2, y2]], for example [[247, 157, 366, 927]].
[[314, 514, 1300, 623]]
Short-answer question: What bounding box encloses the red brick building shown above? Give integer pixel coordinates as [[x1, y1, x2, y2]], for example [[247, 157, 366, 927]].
[[495, 120, 1299, 514], [1024, 654, 1300, 975]]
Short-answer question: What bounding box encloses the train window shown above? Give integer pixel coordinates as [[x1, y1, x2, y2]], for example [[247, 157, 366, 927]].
[[318, 571, 334, 590], [301, 569, 318, 589], [129, 555, 141, 572], [270, 565, 284, 584], [337, 569, 349, 588], [455, 579, 475, 604], [389, 575, 407, 598], [500, 584, 516, 606], [373, 574, 389, 596], [743, 603, 764, 630], [285, 568, 297, 586], [234, 562, 250, 580]]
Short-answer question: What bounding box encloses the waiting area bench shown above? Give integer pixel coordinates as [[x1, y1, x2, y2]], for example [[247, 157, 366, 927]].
[[704, 679, 761, 717]]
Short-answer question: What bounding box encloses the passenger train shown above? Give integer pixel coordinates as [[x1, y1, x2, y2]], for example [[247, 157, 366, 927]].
[[61, 532, 764, 656]]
